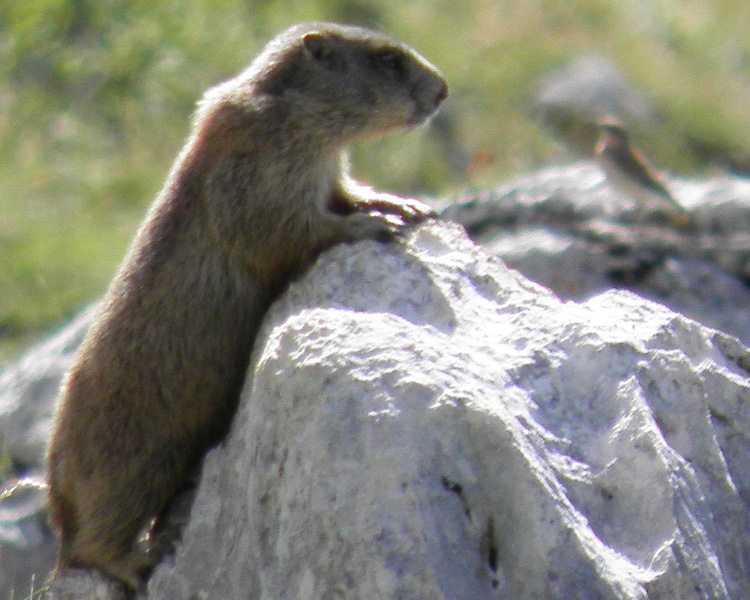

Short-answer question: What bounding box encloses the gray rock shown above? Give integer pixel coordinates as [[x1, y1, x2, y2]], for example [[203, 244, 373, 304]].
[[42, 568, 130, 600], [0, 306, 94, 470], [0, 480, 55, 599], [0, 307, 94, 599], [535, 55, 656, 126]]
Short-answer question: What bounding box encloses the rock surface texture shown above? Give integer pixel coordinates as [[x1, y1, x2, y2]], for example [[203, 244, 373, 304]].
[[1, 164, 750, 598], [145, 221, 750, 599]]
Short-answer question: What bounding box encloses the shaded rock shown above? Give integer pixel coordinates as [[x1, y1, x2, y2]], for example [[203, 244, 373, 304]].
[[0, 307, 94, 471], [42, 568, 129, 600], [0, 307, 94, 599], [0, 480, 55, 599]]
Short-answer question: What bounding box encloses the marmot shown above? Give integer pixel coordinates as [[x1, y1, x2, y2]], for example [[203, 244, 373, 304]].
[[46, 22, 446, 588]]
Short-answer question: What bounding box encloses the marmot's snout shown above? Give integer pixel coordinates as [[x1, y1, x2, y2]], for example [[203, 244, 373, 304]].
[[434, 80, 448, 106], [433, 80, 448, 112], [426, 79, 448, 113], [409, 76, 448, 126]]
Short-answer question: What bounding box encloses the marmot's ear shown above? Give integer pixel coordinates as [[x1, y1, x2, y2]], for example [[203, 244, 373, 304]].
[[302, 32, 345, 71]]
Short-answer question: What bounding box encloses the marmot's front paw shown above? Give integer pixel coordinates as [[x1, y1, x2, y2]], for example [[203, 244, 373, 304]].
[[364, 196, 436, 223]]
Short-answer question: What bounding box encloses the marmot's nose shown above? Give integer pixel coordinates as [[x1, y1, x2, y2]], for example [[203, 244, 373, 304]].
[[434, 81, 448, 107]]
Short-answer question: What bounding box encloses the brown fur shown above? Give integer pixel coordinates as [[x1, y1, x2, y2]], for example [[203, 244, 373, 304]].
[[46, 22, 446, 588]]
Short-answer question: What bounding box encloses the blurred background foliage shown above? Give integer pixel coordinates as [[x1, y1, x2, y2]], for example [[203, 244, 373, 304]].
[[1, 0, 750, 364]]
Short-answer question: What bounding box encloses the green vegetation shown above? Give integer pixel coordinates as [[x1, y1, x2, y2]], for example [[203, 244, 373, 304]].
[[2, 0, 750, 365]]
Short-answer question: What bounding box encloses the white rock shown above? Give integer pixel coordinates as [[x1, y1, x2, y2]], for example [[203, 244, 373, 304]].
[[148, 221, 750, 599]]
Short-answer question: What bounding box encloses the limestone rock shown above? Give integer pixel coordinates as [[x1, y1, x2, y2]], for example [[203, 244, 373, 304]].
[[148, 221, 750, 599]]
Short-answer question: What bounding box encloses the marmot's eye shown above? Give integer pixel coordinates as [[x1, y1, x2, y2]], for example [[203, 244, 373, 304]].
[[375, 51, 405, 75]]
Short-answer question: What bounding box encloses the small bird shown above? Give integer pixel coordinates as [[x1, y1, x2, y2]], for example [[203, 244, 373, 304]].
[[595, 119, 690, 225]]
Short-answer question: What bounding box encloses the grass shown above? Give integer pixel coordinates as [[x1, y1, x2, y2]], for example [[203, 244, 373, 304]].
[[8, 574, 47, 600], [1, 0, 750, 365]]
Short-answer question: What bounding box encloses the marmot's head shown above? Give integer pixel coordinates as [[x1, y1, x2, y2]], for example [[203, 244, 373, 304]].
[[202, 23, 447, 147]]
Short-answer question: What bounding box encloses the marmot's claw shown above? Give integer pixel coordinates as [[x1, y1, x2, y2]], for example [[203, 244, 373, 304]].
[[395, 198, 435, 222], [382, 213, 408, 228]]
